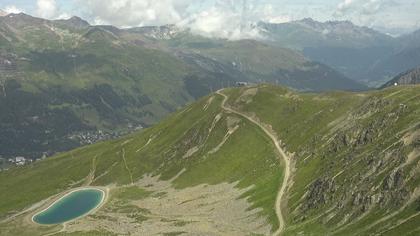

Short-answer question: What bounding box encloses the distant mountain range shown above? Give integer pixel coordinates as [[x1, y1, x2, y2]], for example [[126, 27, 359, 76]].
[[259, 18, 395, 48], [0, 13, 364, 159], [382, 67, 420, 88], [258, 18, 420, 87]]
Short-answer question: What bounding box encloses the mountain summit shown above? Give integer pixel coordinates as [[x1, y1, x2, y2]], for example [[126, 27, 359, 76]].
[[54, 16, 90, 29]]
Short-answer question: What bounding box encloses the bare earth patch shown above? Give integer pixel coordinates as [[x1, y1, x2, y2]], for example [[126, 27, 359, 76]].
[[235, 87, 258, 104], [64, 175, 271, 235]]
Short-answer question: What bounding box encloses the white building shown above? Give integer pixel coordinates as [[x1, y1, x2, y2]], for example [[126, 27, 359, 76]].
[[15, 156, 26, 166]]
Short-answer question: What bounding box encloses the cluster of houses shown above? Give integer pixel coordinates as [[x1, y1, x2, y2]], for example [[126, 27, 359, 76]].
[[69, 130, 128, 145], [69, 126, 143, 146], [0, 126, 144, 171], [0, 155, 46, 171], [236, 81, 250, 87], [7, 156, 31, 166], [0, 56, 17, 72]]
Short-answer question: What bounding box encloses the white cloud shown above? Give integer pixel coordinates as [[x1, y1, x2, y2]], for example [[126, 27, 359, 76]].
[[82, 0, 185, 27], [337, 0, 354, 12], [257, 4, 291, 24], [181, 2, 291, 40], [36, 0, 58, 19], [35, 0, 71, 20], [336, 0, 397, 16], [4, 5, 24, 14], [334, 0, 401, 28], [180, 5, 262, 40], [3, 0, 417, 39], [80, 0, 290, 40], [56, 12, 71, 20]]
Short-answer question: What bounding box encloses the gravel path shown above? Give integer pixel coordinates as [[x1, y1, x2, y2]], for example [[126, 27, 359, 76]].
[[217, 89, 291, 236]]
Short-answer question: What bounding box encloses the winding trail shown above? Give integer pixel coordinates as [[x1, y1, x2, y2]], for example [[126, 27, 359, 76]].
[[121, 148, 134, 184], [216, 90, 291, 236], [85, 155, 97, 186]]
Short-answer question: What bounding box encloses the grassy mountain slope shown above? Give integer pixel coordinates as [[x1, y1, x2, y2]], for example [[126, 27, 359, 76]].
[[0, 14, 199, 158], [224, 85, 420, 235], [0, 92, 284, 235], [1, 84, 419, 235]]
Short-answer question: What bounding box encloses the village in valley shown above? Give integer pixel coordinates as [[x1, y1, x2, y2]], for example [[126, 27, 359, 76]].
[[0, 153, 50, 171]]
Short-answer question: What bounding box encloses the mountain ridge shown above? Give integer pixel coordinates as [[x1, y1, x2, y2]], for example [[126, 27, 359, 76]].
[[258, 18, 395, 49]]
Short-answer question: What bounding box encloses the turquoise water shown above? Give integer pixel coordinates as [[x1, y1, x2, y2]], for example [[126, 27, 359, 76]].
[[33, 188, 104, 224]]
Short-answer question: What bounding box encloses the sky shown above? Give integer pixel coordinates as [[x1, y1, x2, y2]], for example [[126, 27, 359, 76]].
[[1, 0, 420, 37]]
